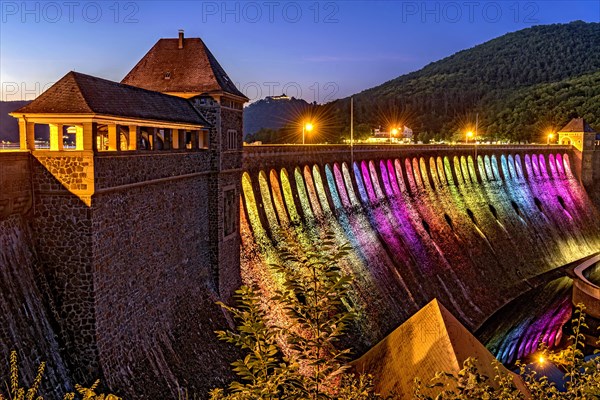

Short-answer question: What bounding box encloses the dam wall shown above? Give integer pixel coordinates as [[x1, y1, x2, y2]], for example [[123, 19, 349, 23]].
[[0, 152, 71, 394], [239, 146, 600, 358], [0, 149, 240, 398]]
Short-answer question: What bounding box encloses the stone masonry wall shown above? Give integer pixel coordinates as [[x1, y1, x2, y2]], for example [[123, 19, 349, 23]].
[[91, 169, 236, 398], [29, 153, 98, 383], [0, 214, 72, 397], [0, 152, 32, 218], [217, 106, 243, 300], [192, 97, 244, 302]]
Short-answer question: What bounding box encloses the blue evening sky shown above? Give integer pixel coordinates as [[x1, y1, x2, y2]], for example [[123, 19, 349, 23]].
[[1, 1, 599, 103]]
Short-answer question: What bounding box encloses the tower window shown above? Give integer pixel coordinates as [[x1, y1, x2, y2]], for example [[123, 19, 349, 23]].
[[226, 129, 238, 150], [164, 71, 171, 79]]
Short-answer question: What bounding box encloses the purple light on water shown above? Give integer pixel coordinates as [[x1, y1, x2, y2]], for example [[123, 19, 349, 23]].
[[538, 154, 549, 179], [555, 154, 565, 177], [369, 161, 385, 199], [333, 163, 351, 209], [531, 154, 540, 177], [354, 162, 370, 204], [394, 159, 408, 193], [515, 155, 524, 180], [380, 160, 393, 196], [548, 154, 558, 178], [360, 161, 378, 203], [524, 154, 533, 177]]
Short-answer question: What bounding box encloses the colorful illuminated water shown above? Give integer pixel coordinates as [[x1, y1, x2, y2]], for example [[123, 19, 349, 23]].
[[240, 151, 600, 360]]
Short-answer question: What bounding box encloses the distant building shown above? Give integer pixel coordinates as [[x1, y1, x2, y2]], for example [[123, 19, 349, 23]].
[[368, 126, 413, 143], [557, 117, 598, 152], [270, 94, 291, 100]]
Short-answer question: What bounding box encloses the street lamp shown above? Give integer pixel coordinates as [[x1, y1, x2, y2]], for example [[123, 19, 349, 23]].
[[390, 128, 398, 144], [466, 131, 474, 144], [302, 122, 313, 145], [547, 132, 554, 145]]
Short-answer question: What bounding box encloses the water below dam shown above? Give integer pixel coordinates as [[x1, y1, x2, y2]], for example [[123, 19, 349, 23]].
[[239, 151, 600, 362]]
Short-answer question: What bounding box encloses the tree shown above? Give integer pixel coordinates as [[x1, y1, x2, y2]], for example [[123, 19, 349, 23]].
[[210, 236, 383, 400]]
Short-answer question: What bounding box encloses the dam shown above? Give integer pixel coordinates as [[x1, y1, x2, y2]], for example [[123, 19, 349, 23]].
[[2, 31, 600, 398], [240, 144, 600, 359]]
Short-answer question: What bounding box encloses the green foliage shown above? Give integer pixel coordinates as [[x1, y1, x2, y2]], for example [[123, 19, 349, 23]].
[[0, 350, 120, 400], [326, 21, 600, 142], [245, 128, 282, 144], [271, 238, 355, 398], [211, 236, 384, 400], [416, 304, 600, 399], [414, 358, 522, 400], [211, 286, 297, 399]]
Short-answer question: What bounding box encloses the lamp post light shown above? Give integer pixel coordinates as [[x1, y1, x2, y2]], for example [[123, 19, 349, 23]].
[[466, 131, 474, 144], [390, 128, 398, 144], [302, 122, 313, 145], [547, 132, 554, 145]]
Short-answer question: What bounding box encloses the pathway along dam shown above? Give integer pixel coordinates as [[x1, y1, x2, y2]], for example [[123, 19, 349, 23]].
[[240, 145, 600, 362]]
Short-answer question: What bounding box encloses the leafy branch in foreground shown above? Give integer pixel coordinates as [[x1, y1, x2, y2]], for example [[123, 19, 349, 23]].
[[0, 350, 120, 400], [211, 236, 383, 400]]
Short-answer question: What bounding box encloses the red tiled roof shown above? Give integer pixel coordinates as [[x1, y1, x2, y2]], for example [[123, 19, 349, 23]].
[[13, 72, 210, 126], [559, 118, 596, 133], [122, 37, 248, 100]]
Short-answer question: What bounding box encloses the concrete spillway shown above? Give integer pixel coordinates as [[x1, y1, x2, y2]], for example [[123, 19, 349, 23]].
[[240, 151, 600, 359]]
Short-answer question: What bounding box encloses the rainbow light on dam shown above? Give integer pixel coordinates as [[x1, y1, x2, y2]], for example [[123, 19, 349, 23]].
[[240, 151, 600, 362]]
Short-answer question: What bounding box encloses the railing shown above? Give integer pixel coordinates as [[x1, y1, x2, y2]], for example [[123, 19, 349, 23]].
[[243, 143, 572, 157], [572, 254, 600, 319]]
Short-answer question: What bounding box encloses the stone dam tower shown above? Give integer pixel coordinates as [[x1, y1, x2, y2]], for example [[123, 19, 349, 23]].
[[1, 31, 247, 397]]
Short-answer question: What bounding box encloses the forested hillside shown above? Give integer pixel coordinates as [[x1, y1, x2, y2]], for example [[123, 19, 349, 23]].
[[325, 21, 600, 142]]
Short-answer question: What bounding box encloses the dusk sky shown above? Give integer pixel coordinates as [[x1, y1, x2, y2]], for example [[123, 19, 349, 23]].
[[1, 1, 599, 103]]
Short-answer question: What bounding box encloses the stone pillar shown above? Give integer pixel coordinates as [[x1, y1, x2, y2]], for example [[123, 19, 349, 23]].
[[128, 125, 138, 151], [82, 122, 96, 151], [199, 130, 208, 149], [163, 129, 172, 150], [18, 119, 35, 150], [150, 128, 157, 150], [172, 129, 180, 149], [75, 126, 84, 150], [49, 124, 64, 151], [107, 124, 118, 151]]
